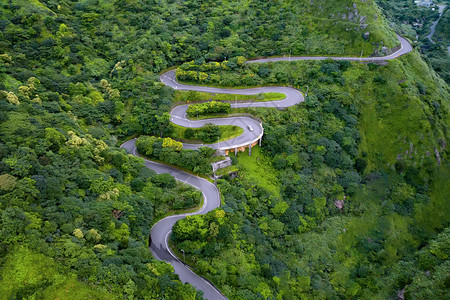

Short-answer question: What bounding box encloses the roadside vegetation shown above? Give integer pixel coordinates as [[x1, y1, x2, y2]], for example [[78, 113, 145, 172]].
[[135, 136, 215, 175], [377, 0, 449, 83], [186, 101, 231, 118], [0, 0, 448, 299], [174, 90, 286, 103], [169, 123, 243, 144], [171, 52, 449, 298]]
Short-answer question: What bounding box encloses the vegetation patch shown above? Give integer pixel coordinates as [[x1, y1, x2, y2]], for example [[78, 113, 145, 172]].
[[214, 165, 239, 177], [174, 90, 286, 103], [171, 50, 448, 299], [186, 101, 231, 118], [136, 136, 215, 175], [0, 247, 111, 300], [377, 0, 449, 83], [0, 0, 448, 299], [169, 123, 243, 143], [236, 146, 280, 197], [217, 125, 244, 142]]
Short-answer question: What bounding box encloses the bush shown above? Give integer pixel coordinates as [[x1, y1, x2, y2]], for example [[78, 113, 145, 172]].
[[184, 128, 196, 139], [136, 136, 213, 175], [186, 101, 231, 118], [197, 123, 221, 143]]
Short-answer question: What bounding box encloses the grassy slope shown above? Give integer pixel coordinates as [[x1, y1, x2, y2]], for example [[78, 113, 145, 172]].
[[3, 0, 447, 298], [0, 247, 112, 300], [158, 184, 205, 219], [294, 0, 399, 53], [236, 146, 280, 197], [219, 50, 447, 296]]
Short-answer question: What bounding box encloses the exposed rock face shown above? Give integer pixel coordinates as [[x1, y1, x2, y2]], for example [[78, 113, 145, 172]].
[[335, 200, 344, 210], [348, 12, 354, 21], [329, 3, 367, 30], [397, 289, 405, 300], [360, 16, 368, 29]]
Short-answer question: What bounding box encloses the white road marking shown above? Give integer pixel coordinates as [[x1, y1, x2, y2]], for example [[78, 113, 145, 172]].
[[164, 230, 226, 298]]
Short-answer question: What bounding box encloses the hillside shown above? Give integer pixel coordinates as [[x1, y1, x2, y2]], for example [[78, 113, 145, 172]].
[[0, 0, 402, 141], [377, 0, 450, 83], [0, 0, 448, 299], [170, 51, 449, 298]]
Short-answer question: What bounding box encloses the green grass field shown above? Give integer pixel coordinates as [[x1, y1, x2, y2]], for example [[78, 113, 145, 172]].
[[0, 247, 112, 300], [351, 52, 448, 171], [236, 146, 280, 197], [159, 184, 205, 219]]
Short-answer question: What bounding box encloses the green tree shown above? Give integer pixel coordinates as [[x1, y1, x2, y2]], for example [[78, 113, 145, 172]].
[[198, 123, 221, 143]]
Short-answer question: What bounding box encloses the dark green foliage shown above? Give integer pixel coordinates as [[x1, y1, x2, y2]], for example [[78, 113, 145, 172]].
[[184, 123, 221, 143], [377, 0, 449, 83], [136, 136, 213, 175], [186, 101, 231, 118], [184, 128, 196, 139], [0, 98, 203, 298], [197, 123, 221, 143]]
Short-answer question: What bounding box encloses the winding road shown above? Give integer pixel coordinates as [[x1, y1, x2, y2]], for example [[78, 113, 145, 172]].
[[120, 34, 413, 299], [161, 70, 304, 151], [426, 5, 447, 44]]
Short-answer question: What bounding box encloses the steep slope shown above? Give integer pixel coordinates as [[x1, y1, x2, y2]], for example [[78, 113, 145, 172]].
[[166, 32, 448, 300]]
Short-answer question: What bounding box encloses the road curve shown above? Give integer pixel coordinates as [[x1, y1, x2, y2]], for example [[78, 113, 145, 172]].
[[161, 70, 305, 151], [121, 34, 413, 299], [120, 139, 226, 300], [247, 34, 412, 63], [426, 5, 447, 44]]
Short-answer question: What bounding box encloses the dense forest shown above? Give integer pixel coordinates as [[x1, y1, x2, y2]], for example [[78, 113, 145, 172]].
[[0, 0, 448, 299]]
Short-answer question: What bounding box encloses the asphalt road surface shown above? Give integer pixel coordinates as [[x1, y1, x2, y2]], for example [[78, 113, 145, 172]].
[[161, 71, 305, 150], [426, 5, 447, 44], [121, 34, 413, 300], [247, 34, 412, 63], [120, 139, 226, 300]]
